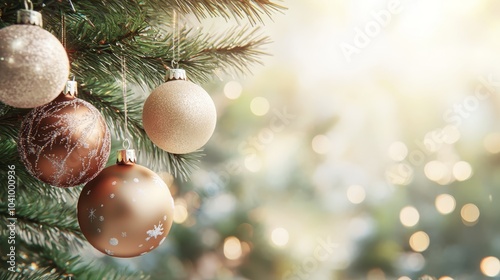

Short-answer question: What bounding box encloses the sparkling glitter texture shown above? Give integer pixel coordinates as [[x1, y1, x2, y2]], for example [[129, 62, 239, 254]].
[[77, 150, 174, 258], [142, 79, 217, 154], [0, 24, 69, 108], [18, 94, 111, 188]]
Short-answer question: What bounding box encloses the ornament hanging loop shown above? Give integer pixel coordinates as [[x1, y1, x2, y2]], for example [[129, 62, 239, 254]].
[[122, 138, 131, 150], [171, 59, 178, 69], [24, 0, 33, 10]]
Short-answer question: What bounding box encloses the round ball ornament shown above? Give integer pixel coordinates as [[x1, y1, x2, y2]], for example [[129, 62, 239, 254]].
[[78, 149, 175, 258], [142, 69, 217, 154], [18, 81, 111, 188], [0, 9, 70, 108]]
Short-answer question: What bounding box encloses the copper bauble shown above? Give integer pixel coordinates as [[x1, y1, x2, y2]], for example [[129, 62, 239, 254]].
[[0, 10, 69, 108], [142, 69, 217, 154], [18, 91, 111, 188], [77, 150, 175, 258]]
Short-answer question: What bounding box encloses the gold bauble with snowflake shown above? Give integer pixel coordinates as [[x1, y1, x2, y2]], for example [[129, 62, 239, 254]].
[[77, 149, 175, 258]]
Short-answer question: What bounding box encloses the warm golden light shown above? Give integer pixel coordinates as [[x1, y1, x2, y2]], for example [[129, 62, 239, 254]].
[[453, 161, 472, 181], [271, 227, 289, 247], [398, 277, 411, 280], [461, 203, 480, 225], [409, 231, 430, 252], [435, 194, 456, 215], [424, 161, 447, 182], [173, 204, 188, 224], [484, 133, 500, 154], [250, 97, 270, 116], [388, 141, 408, 161], [244, 157, 262, 173], [312, 134, 331, 155], [481, 256, 500, 277], [223, 236, 242, 260], [347, 185, 366, 204], [224, 81, 243, 100], [439, 276, 454, 280], [400, 206, 420, 227]]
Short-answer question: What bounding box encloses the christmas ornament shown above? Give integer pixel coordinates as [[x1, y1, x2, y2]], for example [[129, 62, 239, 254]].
[[77, 149, 175, 258], [18, 80, 111, 188], [142, 68, 217, 154], [0, 8, 69, 108]]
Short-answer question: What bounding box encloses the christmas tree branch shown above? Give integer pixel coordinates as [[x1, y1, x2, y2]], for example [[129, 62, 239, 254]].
[[168, 0, 285, 24]]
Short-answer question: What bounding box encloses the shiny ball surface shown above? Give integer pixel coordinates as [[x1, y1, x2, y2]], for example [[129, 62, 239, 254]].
[[18, 94, 111, 188], [77, 163, 175, 258], [142, 80, 217, 154], [0, 25, 69, 108]]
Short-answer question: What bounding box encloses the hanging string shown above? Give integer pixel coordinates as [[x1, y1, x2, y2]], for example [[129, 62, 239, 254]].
[[171, 10, 180, 69], [61, 12, 67, 49], [121, 56, 131, 149], [24, 0, 33, 10]]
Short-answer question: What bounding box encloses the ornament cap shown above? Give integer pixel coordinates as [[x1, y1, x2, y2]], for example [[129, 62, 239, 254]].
[[16, 9, 43, 27], [116, 149, 137, 165], [63, 80, 78, 99], [165, 68, 187, 82]]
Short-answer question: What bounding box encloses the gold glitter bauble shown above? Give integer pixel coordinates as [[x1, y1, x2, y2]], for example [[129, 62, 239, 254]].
[[18, 93, 111, 188], [77, 150, 175, 258], [142, 72, 216, 154], [0, 24, 69, 108]]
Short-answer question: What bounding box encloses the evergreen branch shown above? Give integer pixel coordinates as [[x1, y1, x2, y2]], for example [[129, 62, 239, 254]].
[[168, 0, 285, 24], [0, 267, 62, 280], [0, 200, 85, 251]]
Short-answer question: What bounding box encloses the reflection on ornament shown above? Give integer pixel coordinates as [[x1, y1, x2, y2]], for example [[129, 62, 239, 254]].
[[0, 9, 69, 108], [18, 83, 110, 188], [78, 149, 175, 258], [142, 69, 216, 154]]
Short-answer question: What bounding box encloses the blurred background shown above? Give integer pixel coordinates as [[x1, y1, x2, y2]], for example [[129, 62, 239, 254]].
[[89, 0, 500, 279]]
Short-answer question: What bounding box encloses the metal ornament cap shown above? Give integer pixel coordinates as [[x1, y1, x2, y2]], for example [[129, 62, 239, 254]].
[[117, 149, 137, 165], [165, 68, 187, 82], [63, 80, 78, 99], [17, 9, 43, 27]]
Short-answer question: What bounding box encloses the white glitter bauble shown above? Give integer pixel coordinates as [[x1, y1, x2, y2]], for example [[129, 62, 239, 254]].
[[0, 23, 69, 108], [142, 69, 217, 154]]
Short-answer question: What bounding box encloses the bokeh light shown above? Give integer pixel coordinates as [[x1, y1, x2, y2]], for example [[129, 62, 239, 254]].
[[388, 141, 408, 161], [223, 236, 242, 260], [461, 203, 480, 225], [250, 97, 270, 116], [409, 231, 430, 252], [224, 81, 243, 100], [453, 161, 473, 181], [424, 161, 447, 182], [173, 199, 188, 224], [346, 185, 366, 204], [271, 227, 289, 247], [398, 277, 411, 280], [442, 125, 461, 144], [312, 134, 331, 154], [244, 157, 262, 173], [435, 194, 456, 215], [484, 133, 500, 154], [481, 256, 500, 277], [439, 277, 454, 280], [400, 206, 420, 227]]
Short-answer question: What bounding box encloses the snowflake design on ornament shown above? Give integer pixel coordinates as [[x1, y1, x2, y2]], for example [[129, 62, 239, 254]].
[[110, 193, 115, 199], [145, 222, 164, 241], [88, 208, 97, 222], [133, 178, 139, 183], [105, 249, 114, 256], [121, 232, 127, 238]]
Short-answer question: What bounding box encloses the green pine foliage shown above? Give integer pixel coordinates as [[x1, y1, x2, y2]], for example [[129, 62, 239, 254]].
[[0, 0, 284, 278]]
